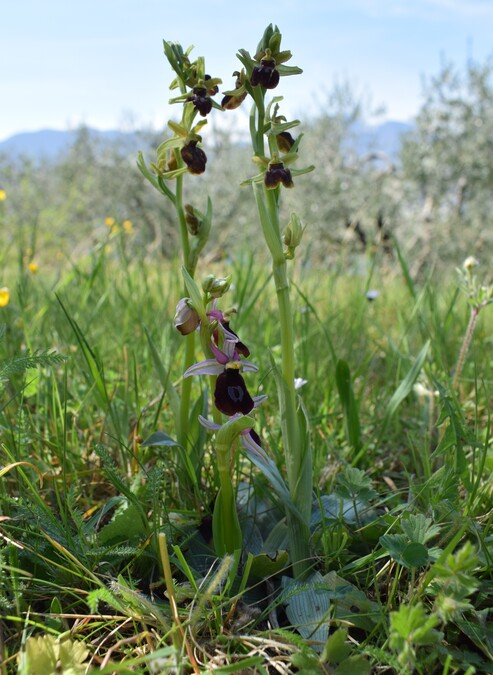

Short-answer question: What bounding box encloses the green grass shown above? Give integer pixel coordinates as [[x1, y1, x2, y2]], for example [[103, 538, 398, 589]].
[[1, 226, 493, 674]]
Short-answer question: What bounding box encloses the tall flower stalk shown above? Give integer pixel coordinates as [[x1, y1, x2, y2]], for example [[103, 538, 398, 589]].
[[141, 26, 315, 577], [453, 256, 493, 389], [235, 25, 315, 575], [138, 44, 219, 453]]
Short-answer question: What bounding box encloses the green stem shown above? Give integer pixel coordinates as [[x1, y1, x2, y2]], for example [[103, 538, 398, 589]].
[[175, 170, 191, 273], [254, 183, 311, 576], [173, 169, 197, 451], [212, 417, 253, 554], [452, 306, 479, 389], [178, 331, 195, 448]]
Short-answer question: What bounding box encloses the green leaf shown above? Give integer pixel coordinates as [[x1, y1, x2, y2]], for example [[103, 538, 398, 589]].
[[323, 627, 351, 663], [322, 571, 380, 631], [401, 514, 441, 544], [20, 635, 89, 675], [336, 359, 361, 452], [181, 266, 207, 322], [402, 542, 430, 568], [282, 572, 331, 649], [212, 486, 242, 556], [243, 444, 304, 522], [379, 340, 430, 441], [249, 550, 289, 579], [390, 602, 443, 651], [144, 327, 180, 427], [23, 367, 39, 397], [335, 656, 372, 675], [141, 431, 180, 448], [380, 534, 430, 569], [98, 502, 147, 546], [335, 467, 377, 503]]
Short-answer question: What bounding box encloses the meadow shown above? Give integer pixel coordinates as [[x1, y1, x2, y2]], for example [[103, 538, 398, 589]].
[[2, 24, 493, 675]]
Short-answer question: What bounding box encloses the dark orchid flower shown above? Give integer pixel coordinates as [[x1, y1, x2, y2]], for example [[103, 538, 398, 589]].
[[188, 86, 213, 116], [184, 339, 261, 416], [264, 161, 293, 189], [250, 57, 280, 89], [215, 366, 254, 415], [181, 140, 207, 174]]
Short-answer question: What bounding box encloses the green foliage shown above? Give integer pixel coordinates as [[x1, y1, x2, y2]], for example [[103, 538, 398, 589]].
[[17, 634, 90, 675], [389, 602, 444, 673], [430, 541, 479, 622], [380, 514, 442, 569], [335, 359, 361, 453]]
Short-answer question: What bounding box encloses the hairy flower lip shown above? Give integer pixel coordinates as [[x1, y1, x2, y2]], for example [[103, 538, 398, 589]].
[[181, 140, 207, 174], [215, 369, 254, 415]]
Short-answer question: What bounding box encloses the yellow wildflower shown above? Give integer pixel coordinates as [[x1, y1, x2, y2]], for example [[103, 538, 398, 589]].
[[122, 219, 134, 233], [0, 189, 6, 201], [0, 287, 10, 307], [104, 216, 116, 227], [27, 261, 39, 274], [111, 224, 120, 235]]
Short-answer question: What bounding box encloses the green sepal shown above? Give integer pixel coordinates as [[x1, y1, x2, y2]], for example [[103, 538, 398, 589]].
[[182, 267, 207, 324]]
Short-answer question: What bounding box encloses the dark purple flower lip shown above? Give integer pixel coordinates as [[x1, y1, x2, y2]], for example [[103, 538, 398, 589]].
[[264, 162, 293, 189], [250, 58, 280, 89], [181, 140, 207, 174], [215, 366, 254, 416]]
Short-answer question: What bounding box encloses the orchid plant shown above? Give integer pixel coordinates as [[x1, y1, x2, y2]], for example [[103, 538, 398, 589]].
[[140, 25, 314, 577]]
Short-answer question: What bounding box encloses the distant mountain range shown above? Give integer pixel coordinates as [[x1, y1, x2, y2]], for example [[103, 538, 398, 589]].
[[0, 128, 146, 161], [0, 120, 413, 162]]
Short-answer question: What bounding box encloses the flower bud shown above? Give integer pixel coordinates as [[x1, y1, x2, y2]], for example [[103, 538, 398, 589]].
[[202, 274, 232, 298], [222, 90, 247, 110], [276, 131, 295, 153], [283, 213, 304, 248], [221, 70, 248, 110], [185, 204, 200, 235], [174, 298, 200, 335]]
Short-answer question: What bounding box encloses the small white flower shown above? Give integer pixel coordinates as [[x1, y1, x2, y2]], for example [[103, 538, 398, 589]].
[[294, 377, 308, 390], [366, 289, 380, 302], [463, 256, 479, 271]]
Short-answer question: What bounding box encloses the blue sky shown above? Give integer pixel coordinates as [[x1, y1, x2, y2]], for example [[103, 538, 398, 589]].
[[1, 0, 492, 141]]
